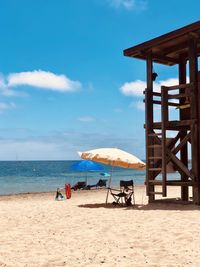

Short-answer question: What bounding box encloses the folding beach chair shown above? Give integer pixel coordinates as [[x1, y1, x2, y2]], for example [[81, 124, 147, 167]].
[[96, 179, 107, 188], [86, 179, 108, 189], [109, 180, 135, 206], [71, 181, 86, 191]]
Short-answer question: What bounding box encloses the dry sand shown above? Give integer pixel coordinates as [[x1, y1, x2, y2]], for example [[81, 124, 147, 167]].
[[0, 186, 200, 267]]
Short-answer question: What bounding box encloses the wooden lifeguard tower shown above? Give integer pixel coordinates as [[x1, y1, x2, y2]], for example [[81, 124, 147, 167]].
[[124, 21, 200, 205]]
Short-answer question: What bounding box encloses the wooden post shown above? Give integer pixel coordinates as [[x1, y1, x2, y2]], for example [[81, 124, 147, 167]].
[[145, 52, 154, 202], [161, 86, 168, 197], [188, 37, 200, 205], [179, 58, 189, 201]]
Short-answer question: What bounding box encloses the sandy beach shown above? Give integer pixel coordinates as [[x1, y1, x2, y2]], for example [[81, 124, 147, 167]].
[[1, 186, 200, 267]]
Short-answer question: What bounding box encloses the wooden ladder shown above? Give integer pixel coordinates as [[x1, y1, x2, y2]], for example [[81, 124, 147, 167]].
[[147, 132, 164, 196]]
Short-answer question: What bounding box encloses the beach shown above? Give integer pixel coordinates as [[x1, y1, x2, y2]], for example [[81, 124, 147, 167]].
[[1, 186, 200, 267]]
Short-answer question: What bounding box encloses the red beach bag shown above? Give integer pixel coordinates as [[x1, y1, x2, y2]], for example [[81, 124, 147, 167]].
[[65, 183, 71, 199]]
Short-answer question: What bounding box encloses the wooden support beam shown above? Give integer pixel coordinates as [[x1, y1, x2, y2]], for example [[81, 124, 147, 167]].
[[179, 58, 189, 201], [152, 132, 181, 178], [172, 132, 191, 155], [152, 132, 193, 181], [148, 180, 195, 186], [161, 86, 168, 197], [168, 93, 189, 99], [151, 120, 195, 130], [161, 41, 188, 56], [144, 100, 179, 107], [165, 83, 192, 91], [145, 52, 155, 201], [166, 148, 195, 180], [189, 32, 200, 39], [143, 91, 161, 97], [152, 53, 179, 65], [188, 37, 200, 204]]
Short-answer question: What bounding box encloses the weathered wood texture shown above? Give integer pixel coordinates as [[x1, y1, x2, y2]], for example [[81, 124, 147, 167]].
[[124, 21, 200, 65], [124, 21, 200, 205]]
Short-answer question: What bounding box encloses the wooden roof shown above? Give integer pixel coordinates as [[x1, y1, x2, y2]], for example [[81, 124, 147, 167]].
[[124, 21, 200, 66]]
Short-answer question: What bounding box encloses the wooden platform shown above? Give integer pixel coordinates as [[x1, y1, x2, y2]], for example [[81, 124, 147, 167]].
[[124, 21, 200, 204]]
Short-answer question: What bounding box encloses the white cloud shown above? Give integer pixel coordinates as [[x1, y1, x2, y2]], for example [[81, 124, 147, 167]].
[[7, 70, 81, 92], [0, 139, 67, 160], [0, 102, 16, 113], [108, 0, 147, 10], [0, 75, 5, 88], [131, 101, 145, 111], [0, 75, 25, 97], [120, 80, 146, 96], [0, 129, 145, 160], [120, 77, 188, 97], [78, 116, 96, 122]]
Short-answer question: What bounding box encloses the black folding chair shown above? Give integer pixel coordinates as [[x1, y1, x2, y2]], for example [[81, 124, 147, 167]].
[[109, 180, 135, 206], [71, 181, 86, 191]]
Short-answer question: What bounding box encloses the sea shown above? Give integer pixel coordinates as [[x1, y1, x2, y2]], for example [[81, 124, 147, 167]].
[[0, 160, 180, 195]]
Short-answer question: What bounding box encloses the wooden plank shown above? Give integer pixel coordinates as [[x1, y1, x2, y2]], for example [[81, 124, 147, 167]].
[[143, 90, 163, 98], [149, 156, 162, 159], [151, 120, 195, 130], [152, 92, 161, 97], [165, 83, 192, 90], [166, 147, 195, 180], [149, 191, 163, 195], [148, 145, 162, 148], [124, 21, 200, 60], [148, 180, 195, 186], [148, 133, 162, 137], [188, 37, 200, 205], [145, 53, 155, 201], [149, 133, 180, 179], [161, 85, 168, 197], [152, 53, 179, 65], [177, 51, 189, 202], [149, 168, 162, 171], [172, 132, 191, 155], [168, 93, 189, 99], [161, 41, 188, 56], [147, 100, 179, 107], [167, 120, 195, 127], [154, 132, 181, 147], [152, 132, 185, 179]]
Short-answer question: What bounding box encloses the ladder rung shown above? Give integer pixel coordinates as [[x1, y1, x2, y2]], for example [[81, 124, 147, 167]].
[[149, 191, 163, 195], [168, 93, 189, 99], [148, 180, 162, 185], [148, 145, 162, 148], [148, 133, 162, 137], [149, 156, 162, 159], [149, 168, 162, 171]]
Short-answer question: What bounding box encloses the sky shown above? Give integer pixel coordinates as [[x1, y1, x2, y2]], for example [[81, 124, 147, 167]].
[[0, 0, 200, 160]]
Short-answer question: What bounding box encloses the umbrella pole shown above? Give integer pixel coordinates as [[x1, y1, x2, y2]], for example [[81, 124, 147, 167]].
[[85, 172, 88, 186], [105, 165, 113, 204]]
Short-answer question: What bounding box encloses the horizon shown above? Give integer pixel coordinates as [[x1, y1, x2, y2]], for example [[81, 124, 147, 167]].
[[0, 0, 199, 160]]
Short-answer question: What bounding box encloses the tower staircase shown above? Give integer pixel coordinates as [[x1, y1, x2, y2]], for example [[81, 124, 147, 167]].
[[145, 83, 195, 200]]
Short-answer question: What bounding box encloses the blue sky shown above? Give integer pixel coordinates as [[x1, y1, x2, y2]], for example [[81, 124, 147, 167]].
[[0, 0, 199, 160]]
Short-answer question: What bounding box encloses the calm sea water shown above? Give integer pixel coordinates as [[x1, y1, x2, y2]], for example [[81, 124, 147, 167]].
[[0, 160, 147, 195], [0, 160, 180, 195]]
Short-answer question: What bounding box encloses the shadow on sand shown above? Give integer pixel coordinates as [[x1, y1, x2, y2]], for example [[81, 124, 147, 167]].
[[78, 198, 200, 211]]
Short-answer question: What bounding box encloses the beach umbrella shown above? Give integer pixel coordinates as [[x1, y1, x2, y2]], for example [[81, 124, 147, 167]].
[[79, 148, 145, 202], [100, 172, 111, 177], [70, 160, 104, 185], [79, 148, 145, 169]]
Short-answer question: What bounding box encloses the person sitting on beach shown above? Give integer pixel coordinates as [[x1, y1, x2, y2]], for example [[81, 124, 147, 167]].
[[55, 188, 65, 201]]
